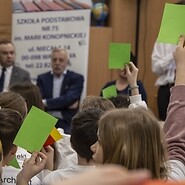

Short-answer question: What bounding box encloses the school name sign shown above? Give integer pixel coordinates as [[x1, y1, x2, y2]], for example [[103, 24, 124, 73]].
[[12, 10, 91, 97]]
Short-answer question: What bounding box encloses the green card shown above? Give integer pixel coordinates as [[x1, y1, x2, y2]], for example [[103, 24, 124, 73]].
[[157, 3, 185, 44], [13, 106, 58, 153], [9, 156, 20, 169], [102, 85, 117, 99], [109, 43, 131, 69]]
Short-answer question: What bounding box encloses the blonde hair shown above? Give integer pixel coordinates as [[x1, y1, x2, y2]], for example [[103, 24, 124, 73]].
[[80, 96, 115, 111], [98, 107, 167, 179]]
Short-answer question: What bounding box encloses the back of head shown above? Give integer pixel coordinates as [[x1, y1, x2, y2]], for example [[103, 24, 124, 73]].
[[108, 95, 130, 108], [0, 108, 23, 157], [80, 95, 115, 111], [70, 108, 104, 162], [9, 82, 44, 111], [98, 107, 167, 179], [0, 91, 27, 119]]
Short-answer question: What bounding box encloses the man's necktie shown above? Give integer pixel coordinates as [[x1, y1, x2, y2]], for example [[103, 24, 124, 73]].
[[0, 67, 6, 92]]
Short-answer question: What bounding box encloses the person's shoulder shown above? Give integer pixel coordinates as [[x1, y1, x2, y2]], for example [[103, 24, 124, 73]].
[[13, 65, 30, 74], [103, 80, 116, 88], [67, 70, 83, 78], [37, 71, 51, 78]]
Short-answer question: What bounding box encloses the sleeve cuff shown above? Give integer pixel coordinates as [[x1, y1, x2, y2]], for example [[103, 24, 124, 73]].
[[129, 95, 148, 110], [42, 99, 47, 107], [129, 94, 142, 104]]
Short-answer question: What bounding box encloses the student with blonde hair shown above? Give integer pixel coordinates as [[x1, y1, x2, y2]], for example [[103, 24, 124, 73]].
[[91, 107, 167, 179]]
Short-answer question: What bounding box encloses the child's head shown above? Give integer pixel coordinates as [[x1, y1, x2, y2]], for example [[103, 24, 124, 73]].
[[108, 95, 130, 108], [80, 95, 115, 111], [9, 82, 44, 111], [70, 108, 104, 162], [0, 108, 23, 165], [91, 107, 167, 179], [0, 91, 27, 119]]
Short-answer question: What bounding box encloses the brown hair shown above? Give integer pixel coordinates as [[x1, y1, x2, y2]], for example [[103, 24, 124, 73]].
[[108, 95, 130, 108], [10, 82, 44, 111], [0, 140, 2, 162], [0, 40, 13, 46], [98, 107, 167, 179], [0, 108, 23, 157], [80, 95, 115, 111], [0, 91, 27, 119], [70, 108, 104, 162]]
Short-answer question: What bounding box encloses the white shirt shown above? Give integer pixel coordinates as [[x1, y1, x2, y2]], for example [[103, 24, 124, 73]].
[[54, 129, 77, 170], [0, 65, 12, 92], [42, 165, 95, 185], [151, 42, 177, 86], [47, 70, 67, 119], [129, 94, 147, 109], [167, 160, 185, 182], [2, 166, 41, 185]]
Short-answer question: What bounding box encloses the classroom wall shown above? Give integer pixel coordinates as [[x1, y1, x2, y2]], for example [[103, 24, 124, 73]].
[[0, 0, 12, 40], [0, 0, 179, 117]]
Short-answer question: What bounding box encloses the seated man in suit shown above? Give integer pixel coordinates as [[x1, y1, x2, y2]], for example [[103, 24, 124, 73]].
[[37, 48, 84, 134], [0, 40, 31, 92]]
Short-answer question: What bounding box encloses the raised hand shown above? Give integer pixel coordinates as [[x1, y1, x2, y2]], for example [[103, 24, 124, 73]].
[[174, 35, 185, 86], [17, 151, 47, 185]]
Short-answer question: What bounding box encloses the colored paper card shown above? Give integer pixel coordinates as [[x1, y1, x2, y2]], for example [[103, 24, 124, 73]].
[[13, 106, 58, 153], [109, 43, 131, 69], [157, 3, 185, 44], [9, 156, 20, 169], [102, 85, 117, 99], [44, 127, 63, 147]]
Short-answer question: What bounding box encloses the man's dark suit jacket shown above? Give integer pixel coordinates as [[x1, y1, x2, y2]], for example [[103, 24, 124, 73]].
[[9, 65, 31, 87], [36, 70, 84, 133]]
